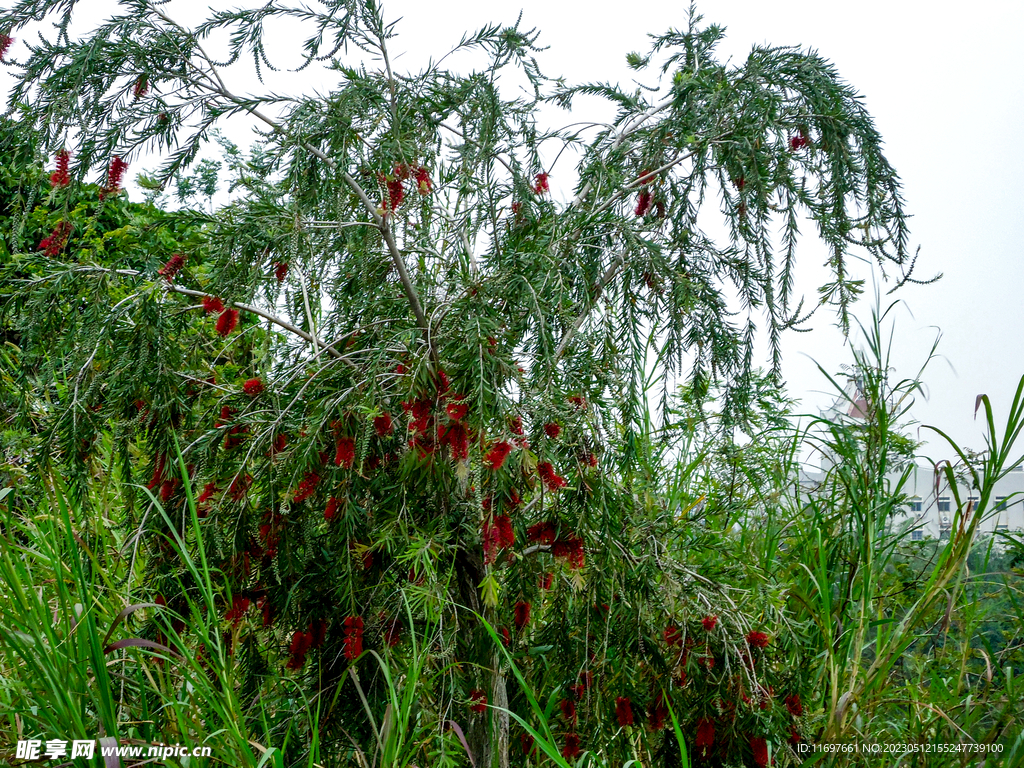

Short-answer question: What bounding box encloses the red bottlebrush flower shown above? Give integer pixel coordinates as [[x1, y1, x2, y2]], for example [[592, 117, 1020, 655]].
[[435, 368, 450, 395], [695, 718, 715, 753], [495, 514, 514, 548], [335, 436, 356, 468], [584, 452, 598, 467], [274, 262, 289, 282], [446, 400, 468, 421], [568, 395, 586, 410], [342, 615, 364, 660], [746, 630, 770, 648], [615, 697, 634, 727], [224, 595, 251, 626], [393, 163, 411, 180], [648, 692, 668, 731], [158, 253, 186, 281], [324, 496, 340, 521], [508, 487, 521, 507], [197, 482, 217, 503], [159, 477, 179, 502], [785, 693, 803, 717], [664, 625, 682, 647], [482, 519, 500, 565], [484, 441, 513, 470], [385, 617, 403, 647], [788, 727, 801, 745], [521, 733, 535, 756], [438, 422, 469, 461], [469, 689, 487, 713], [532, 172, 549, 195], [216, 308, 239, 336], [242, 377, 264, 396], [38, 221, 73, 257], [310, 619, 328, 649], [133, 75, 148, 99], [635, 189, 652, 217], [526, 521, 557, 545], [373, 413, 394, 437], [552, 535, 585, 569], [228, 474, 251, 501], [790, 130, 809, 150], [415, 165, 431, 194], [0, 34, 13, 60], [103, 155, 128, 197], [50, 150, 70, 187], [543, 422, 561, 439], [539, 572, 553, 590], [578, 670, 593, 690], [698, 654, 715, 670], [271, 432, 288, 455], [559, 698, 577, 725], [561, 733, 581, 760], [293, 471, 321, 502], [287, 629, 313, 669], [749, 735, 768, 767], [387, 178, 405, 210], [537, 462, 567, 491], [732, 175, 745, 190], [702, 615, 718, 632], [510, 416, 524, 436], [482, 496, 492, 512], [203, 295, 225, 314], [513, 601, 531, 630], [498, 626, 510, 646]]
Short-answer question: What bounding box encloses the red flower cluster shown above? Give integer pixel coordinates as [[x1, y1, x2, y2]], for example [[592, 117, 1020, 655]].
[[521, 733, 535, 757], [270, 433, 288, 455], [513, 600, 531, 630], [386, 178, 404, 210], [635, 190, 652, 217], [543, 422, 561, 439], [483, 441, 513, 469], [559, 698, 577, 725], [197, 482, 217, 503], [648, 692, 668, 731], [200, 295, 223, 314], [224, 595, 251, 626], [551, 535, 585, 569], [526, 521, 557, 545], [446, 400, 468, 421], [561, 734, 581, 760], [539, 572, 553, 589], [335, 436, 356, 468], [159, 477, 180, 502], [274, 262, 289, 282], [537, 461, 566, 491], [324, 496, 339, 521], [469, 689, 487, 713], [732, 175, 746, 190], [242, 377, 264, 396], [101, 155, 129, 199], [746, 630, 770, 648], [584, 452, 598, 467], [414, 165, 431, 195], [664, 625, 682, 647], [510, 415, 524, 436], [615, 697, 634, 727], [702, 615, 718, 631], [785, 693, 803, 717], [293, 471, 321, 502], [384, 617, 403, 647], [533, 172, 549, 195], [695, 718, 715, 754], [50, 150, 70, 187], [373, 413, 394, 437], [0, 34, 12, 61], [287, 629, 313, 669], [133, 75, 148, 99], [790, 130, 809, 150], [343, 615, 364, 660], [568, 395, 586, 409], [158, 253, 186, 281], [482, 515, 514, 564], [749, 735, 768, 767], [438, 422, 469, 461], [38, 221, 73, 257], [228, 473, 251, 501], [215, 307, 239, 336]]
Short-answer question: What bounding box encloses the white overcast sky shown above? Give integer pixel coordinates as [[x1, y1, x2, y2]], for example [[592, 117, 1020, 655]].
[[5, 0, 1024, 463]]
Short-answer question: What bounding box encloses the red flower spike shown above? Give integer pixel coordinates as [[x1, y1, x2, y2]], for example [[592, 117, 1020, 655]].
[[271, 433, 288, 454], [695, 718, 715, 753], [415, 165, 431, 194], [342, 615, 364, 660], [495, 515, 514, 548], [635, 190, 652, 217], [559, 698, 577, 725], [785, 693, 803, 717], [498, 626, 510, 646], [702, 615, 718, 632], [539, 572, 553, 590], [133, 75, 148, 99], [373, 413, 394, 437], [469, 689, 487, 713], [293, 471, 321, 502], [788, 727, 802, 745], [274, 262, 289, 282], [50, 150, 71, 188], [158, 253, 186, 281], [513, 601, 531, 630], [526, 521, 557, 545], [749, 735, 768, 767], [483, 441, 513, 470], [532, 172, 549, 195], [38, 221, 73, 257], [102, 156, 129, 198], [387, 178, 405, 210], [510, 416, 524, 436], [543, 422, 561, 439], [537, 462, 567, 491], [561, 734, 581, 760], [664, 625, 682, 647], [385, 618, 403, 647], [228, 474, 251, 501], [578, 670, 593, 690], [746, 630, 770, 648], [335, 437, 356, 468], [615, 697, 634, 727], [216, 308, 239, 336], [202, 295, 225, 314], [324, 496, 339, 521], [446, 400, 468, 421], [159, 477, 179, 502], [242, 377, 264, 396], [648, 692, 668, 731], [224, 595, 251, 626], [732, 175, 745, 190], [521, 733, 535, 756], [197, 482, 217, 503], [0, 34, 13, 61]]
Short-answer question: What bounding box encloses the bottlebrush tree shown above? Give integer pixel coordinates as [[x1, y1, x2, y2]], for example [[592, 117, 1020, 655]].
[[1, 1, 917, 766]]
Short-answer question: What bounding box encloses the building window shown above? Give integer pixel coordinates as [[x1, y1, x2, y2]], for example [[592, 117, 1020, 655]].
[[996, 523, 1009, 532], [996, 497, 1008, 511], [911, 529, 924, 541], [910, 498, 922, 513], [968, 496, 980, 510], [937, 496, 950, 513]]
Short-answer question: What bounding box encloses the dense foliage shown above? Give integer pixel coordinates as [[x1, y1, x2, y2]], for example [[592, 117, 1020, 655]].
[[1, 3, 1020, 767]]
